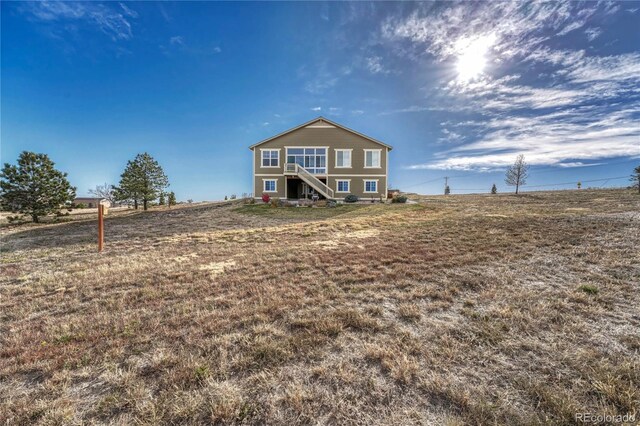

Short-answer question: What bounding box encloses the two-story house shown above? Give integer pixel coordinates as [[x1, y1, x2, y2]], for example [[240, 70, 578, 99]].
[[249, 117, 392, 201]]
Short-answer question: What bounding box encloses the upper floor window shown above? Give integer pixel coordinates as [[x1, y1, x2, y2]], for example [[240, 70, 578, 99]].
[[335, 149, 352, 168], [364, 149, 381, 168], [286, 147, 326, 174], [261, 150, 279, 167]]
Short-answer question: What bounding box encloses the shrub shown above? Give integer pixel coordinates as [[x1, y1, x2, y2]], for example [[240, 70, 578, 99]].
[[262, 193, 270, 203], [392, 195, 408, 203], [74, 203, 87, 209], [578, 284, 599, 295], [316, 200, 327, 207], [344, 194, 358, 203], [7, 215, 25, 223], [270, 198, 279, 208]]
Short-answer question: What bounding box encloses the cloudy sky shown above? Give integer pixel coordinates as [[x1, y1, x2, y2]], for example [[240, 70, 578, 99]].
[[2, 1, 639, 199]]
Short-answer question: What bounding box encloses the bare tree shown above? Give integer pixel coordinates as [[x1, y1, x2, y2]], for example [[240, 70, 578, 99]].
[[88, 183, 117, 205], [505, 154, 529, 194]]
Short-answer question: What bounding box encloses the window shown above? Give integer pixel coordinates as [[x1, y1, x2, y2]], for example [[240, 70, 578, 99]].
[[364, 180, 378, 193], [364, 149, 381, 168], [335, 149, 352, 168], [336, 180, 350, 193], [286, 147, 326, 174], [261, 150, 279, 167], [263, 179, 277, 192]]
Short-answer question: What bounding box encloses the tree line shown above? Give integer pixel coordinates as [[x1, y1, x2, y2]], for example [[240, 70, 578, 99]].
[[0, 151, 174, 222], [1, 151, 639, 222]]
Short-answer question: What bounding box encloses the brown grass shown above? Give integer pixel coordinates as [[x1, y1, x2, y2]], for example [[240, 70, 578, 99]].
[[1, 189, 639, 424]]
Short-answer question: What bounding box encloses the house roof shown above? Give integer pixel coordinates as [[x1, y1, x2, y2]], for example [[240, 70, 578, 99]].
[[248, 117, 393, 150]]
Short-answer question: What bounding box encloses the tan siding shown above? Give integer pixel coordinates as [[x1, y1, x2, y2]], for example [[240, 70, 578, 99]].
[[254, 176, 286, 198], [252, 124, 389, 199], [255, 127, 387, 173]]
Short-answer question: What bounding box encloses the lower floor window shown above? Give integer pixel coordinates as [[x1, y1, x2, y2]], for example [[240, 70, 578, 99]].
[[364, 180, 378, 193], [336, 180, 350, 192], [264, 180, 277, 192]]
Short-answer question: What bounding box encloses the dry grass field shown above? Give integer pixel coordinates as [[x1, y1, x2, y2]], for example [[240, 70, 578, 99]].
[[1, 189, 639, 425]]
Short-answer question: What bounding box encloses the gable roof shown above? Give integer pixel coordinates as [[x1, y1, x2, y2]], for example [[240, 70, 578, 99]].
[[249, 117, 393, 150]]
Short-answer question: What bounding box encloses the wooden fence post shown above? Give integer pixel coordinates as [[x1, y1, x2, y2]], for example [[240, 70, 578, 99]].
[[98, 204, 104, 252]]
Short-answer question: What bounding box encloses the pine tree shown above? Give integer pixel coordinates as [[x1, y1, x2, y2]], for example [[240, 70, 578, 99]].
[[505, 154, 529, 194], [116, 153, 169, 210], [158, 192, 166, 206], [444, 185, 450, 195], [491, 183, 497, 194], [631, 165, 640, 194], [168, 191, 177, 206], [0, 151, 76, 223]]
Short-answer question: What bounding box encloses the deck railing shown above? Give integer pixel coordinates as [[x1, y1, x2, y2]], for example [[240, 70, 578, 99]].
[[284, 163, 334, 199]]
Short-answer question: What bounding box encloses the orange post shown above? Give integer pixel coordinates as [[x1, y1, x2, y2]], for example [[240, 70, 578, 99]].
[[98, 204, 104, 252]]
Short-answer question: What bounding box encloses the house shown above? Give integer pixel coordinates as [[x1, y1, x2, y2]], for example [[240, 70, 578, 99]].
[[249, 117, 392, 201], [72, 197, 101, 208]]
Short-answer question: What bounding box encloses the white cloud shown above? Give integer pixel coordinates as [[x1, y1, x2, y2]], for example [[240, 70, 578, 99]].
[[119, 3, 138, 18], [565, 53, 640, 83], [383, 2, 580, 62], [382, 3, 640, 170], [379, 105, 440, 115], [365, 56, 388, 74], [170, 36, 184, 46], [410, 105, 640, 170], [21, 1, 135, 41], [305, 77, 338, 94], [585, 27, 602, 41], [311, 107, 322, 111]]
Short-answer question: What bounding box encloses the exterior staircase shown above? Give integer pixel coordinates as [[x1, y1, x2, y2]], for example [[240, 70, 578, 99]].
[[284, 163, 335, 200]]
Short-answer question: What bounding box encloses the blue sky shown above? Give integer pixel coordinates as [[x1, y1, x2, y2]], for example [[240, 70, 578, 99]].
[[2, 1, 639, 200]]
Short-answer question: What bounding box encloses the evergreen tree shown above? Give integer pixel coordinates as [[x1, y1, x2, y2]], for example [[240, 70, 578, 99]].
[[491, 183, 497, 194], [114, 160, 141, 209], [116, 153, 169, 210], [158, 192, 166, 206], [0, 151, 76, 223], [505, 154, 529, 194], [444, 185, 450, 195], [631, 165, 640, 194], [168, 191, 177, 206]]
